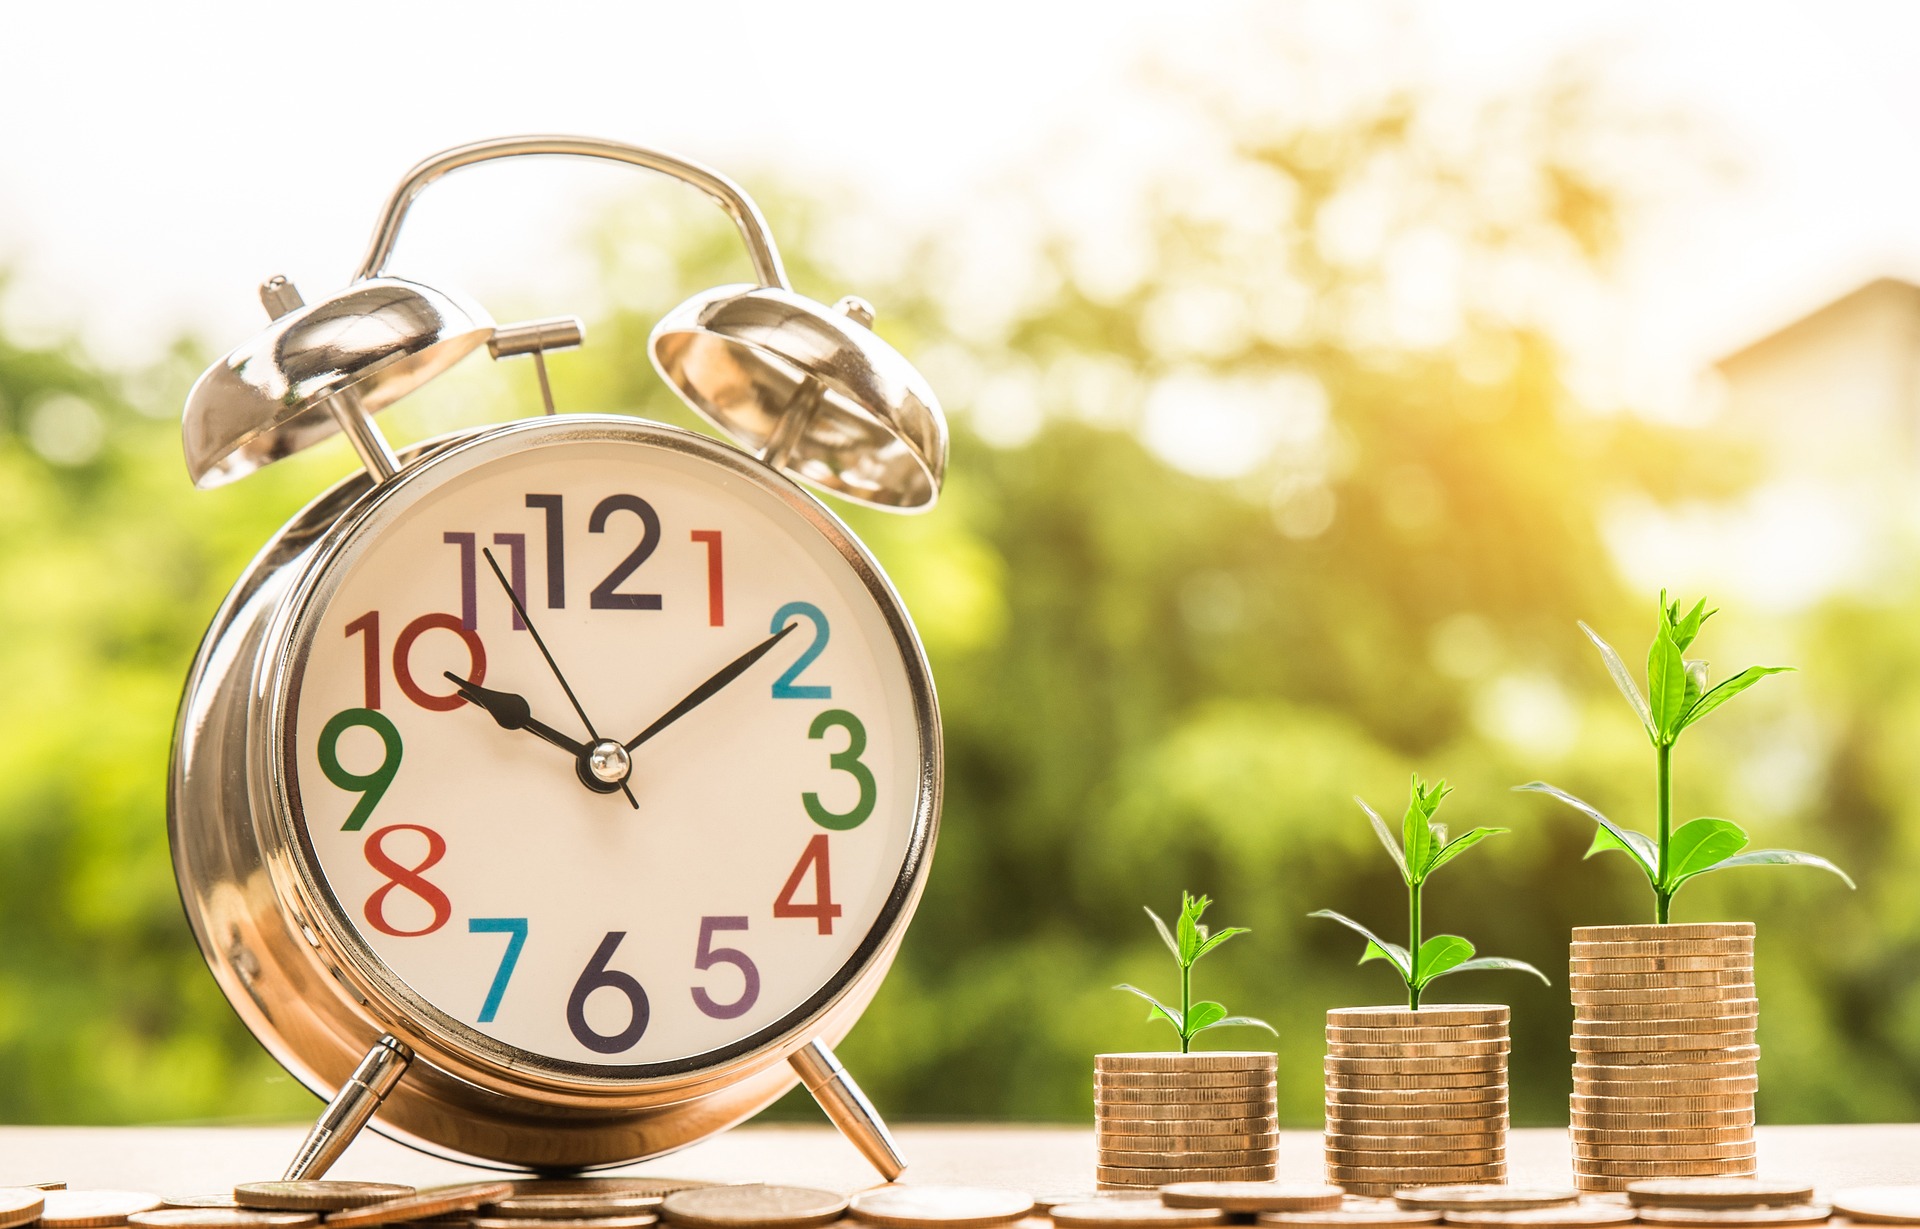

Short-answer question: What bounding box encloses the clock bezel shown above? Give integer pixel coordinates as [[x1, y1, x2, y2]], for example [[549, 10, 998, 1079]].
[[258, 414, 941, 1094]]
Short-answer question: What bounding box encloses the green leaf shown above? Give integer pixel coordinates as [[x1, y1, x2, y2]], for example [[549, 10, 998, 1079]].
[[1672, 848, 1857, 896], [1184, 1000, 1228, 1034], [1143, 906, 1180, 961], [1412, 934, 1476, 987], [1114, 983, 1183, 1033], [1424, 826, 1509, 877], [1580, 621, 1656, 739], [1586, 824, 1663, 873], [1310, 909, 1412, 981], [1671, 597, 1710, 652], [1200, 1014, 1279, 1036], [1402, 776, 1438, 883], [1664, 817, 1749, 888], [1424, 955, 1552, 986], [1681, 666, 1792, 733], [1357, 795, 1409, 882], [1515, 781, 1658, 882], [1192, 926, 1250, 963], [1176, 894, 1204, 965], [1647, 626, 1688, 744]]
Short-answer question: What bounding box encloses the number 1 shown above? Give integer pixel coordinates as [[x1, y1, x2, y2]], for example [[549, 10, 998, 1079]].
[[469, 917, 528, 1023]]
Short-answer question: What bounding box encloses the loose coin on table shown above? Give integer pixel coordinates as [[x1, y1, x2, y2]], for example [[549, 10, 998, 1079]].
[[236, 1186, 415, 1214], [43, 1191, 167, 1228], [1033, 1194, 1157, 1214], [1440, 1205, 1637, 1227], [1624, 1181, 1815, 1209], [161, 1200, 239, 1212], [322, 1183, 514, 1229], [491, 1193, 672, 1219], [1632, 1206, 1830, 1226], [1396, 1190, 1578, 1213], [1159, 1184, 1344, 1213], [1831, 1188, 1920, 1224], [848, 1186, 1036, 1229], [1261, 1210, 1443, 1228], [0, 1190, 44, 1229], [475, 1218, 661, 1229], [129, 1213, 320, 1229], [661, 1186, 847, 1229], [1050, 1203, 1227, 1228]]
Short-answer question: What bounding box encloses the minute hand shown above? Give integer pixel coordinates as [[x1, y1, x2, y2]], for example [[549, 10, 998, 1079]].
[[625, 622, 798, 752]]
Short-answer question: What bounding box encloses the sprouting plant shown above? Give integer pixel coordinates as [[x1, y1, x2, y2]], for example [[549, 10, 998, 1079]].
[[1115, 891, 1276, 1053], [1313, 775, 1548, 1009], [1518, 591, 1854, 924]]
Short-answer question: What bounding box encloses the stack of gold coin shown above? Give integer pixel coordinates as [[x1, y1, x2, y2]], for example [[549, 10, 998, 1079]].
[[1094, 1052, 1279, 1189], [1323, 1006, 1511, 1198], [1568, 923, 1758, 1194]]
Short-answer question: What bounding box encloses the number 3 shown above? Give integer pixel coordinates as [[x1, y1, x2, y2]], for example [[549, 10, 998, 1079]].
[[804, 710, 875, 830]]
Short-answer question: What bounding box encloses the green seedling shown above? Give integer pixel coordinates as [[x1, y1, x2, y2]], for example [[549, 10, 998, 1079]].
[[1115, 891, 1276, 1053], [1519, 590, 1854, 923], [1313, 775, 1548, 1009]]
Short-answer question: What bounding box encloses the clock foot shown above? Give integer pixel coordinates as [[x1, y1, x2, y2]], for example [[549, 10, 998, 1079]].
[[790, 1039, 905, 1180], [283, 1035, 415, 1180]]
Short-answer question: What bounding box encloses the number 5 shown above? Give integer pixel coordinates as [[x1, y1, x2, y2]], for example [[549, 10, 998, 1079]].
[[691, 916, 761, 1020]]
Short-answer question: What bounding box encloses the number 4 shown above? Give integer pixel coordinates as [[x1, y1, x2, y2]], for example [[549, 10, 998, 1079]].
[[773, 834, 842, 935]]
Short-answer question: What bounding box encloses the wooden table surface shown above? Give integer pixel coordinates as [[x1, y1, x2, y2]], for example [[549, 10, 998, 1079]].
[[4, 1125, 1920, 1199]]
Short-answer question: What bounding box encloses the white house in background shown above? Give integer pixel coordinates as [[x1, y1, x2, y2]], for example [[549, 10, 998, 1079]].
[[1715, 277, 1920, 486]]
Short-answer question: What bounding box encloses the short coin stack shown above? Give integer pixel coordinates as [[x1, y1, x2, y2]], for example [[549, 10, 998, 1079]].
[[1569, 924, 1758, 1194], [1324, 1005, 1511, 1198], [1094, 1052, 1279, 1189]]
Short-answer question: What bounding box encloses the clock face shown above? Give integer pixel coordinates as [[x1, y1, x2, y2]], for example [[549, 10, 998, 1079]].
[[277, 423, 933, 1074]]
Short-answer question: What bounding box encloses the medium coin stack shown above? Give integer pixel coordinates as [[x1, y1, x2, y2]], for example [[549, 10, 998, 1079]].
[[1569, 923, 1758, 1194], [1324, 1005, 1511, 1198], [1094, 1052, 1279, 1189]]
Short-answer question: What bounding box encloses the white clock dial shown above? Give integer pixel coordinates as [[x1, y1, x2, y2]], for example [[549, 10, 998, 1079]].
[[282, 431, 928, 1069]]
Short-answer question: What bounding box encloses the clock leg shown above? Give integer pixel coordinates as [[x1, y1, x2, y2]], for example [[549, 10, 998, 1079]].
[[282, 1035, 415, 1180], [790, 1039, 906, 1180]]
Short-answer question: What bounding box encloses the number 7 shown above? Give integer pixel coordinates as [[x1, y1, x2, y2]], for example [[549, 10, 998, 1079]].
[[469, 917, 529, 1023]]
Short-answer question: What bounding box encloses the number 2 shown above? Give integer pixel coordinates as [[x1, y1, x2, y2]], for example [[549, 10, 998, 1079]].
[[770, 602, 831, 699]]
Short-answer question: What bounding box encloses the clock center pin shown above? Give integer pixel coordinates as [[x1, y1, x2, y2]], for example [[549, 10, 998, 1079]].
[[585, 739, 632, 787]]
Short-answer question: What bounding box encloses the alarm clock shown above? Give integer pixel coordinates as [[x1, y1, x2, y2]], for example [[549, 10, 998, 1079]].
[[168, 137, 946, 1181]]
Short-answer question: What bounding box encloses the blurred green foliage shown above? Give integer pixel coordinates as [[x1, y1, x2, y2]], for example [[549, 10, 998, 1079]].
[[0, 70, 1898, 1135]]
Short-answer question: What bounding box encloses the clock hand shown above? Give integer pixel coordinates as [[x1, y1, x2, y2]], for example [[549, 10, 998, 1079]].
[[625, 621, 798, 752], [482, 547, 639, 810], [444, 672, 588, 757]]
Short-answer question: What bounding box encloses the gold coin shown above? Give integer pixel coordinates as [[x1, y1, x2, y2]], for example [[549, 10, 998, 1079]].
[[1575, 1050, 1758, 1072], [1584, 1161, 1759, 1179], [1098, 1100, 1278, 1121], [1394, 1190, 1578, 1212], [662, 1187, 849, 1229], [1328, 1166, 1507, 1184], [1633, 1207, 1828, 1227], [128, 1214, 319, 1229], [1325, 1134, 1503, 1152], [1034, 1193, 1158, 1213], [1573, 924, 1753, 943], [1568, 972, 1753, 992], [1324, 1055, 1507, 1074], [1098, 1150, 1278, 1169], [1571, 938, 1752, 956], [1096, 1169, 1275, 1186], [1158, 1184, 1344, 1213], [43, 1193, 167, 1229], [847, 1187, 1035, 1229], [1831, 1188, 1920, 1223], [1050, 1203, 1227, 1228], [1097, 1085, 1276, 1105], [1327, 1026, 1509, 1045], [1568, 1126, 1752, 1144], [1440, 1205, 1638, 1228], [0, 1191, 44, 1229], [1097, 1070, 1276, 1089], [1574, 1014, 1758, 1037], [1569, 955, 1752, 974], [1624, 1180, 1815, 1209], [1570, 1092, 1754, 1113], [1326, 1097, 1509, 1117], [489, 1192, 671, 1219], [1573, 1142, 1757, 1161], [1100, 1116, 1276, 1134], [1570, 1113, 1752, 1132], [1327, 1008, 1509, 1029], [1328, 1149, 1505, 1167], [1326, 1087, 1508, 1106], [236, 1186, 416, 1214], [323, 1184, 515, 1229], [1099, 1132, 1278, 1151], [1571, 986, 1756, 1007], [1260, 1210, 1442, 1227], [1574, 998, 1760, 1023], [161, 1200, 238, 1212], [1327, 1070, 1506, 1089], [506, 1183, 716, 1198], [1327, 1117, 1509, 1135], [1326, 1042, 1510, 1060], [1098, 1053, 1277, 1073], [473, 1219, 659, 1229], [1572, 1032, 1757, 1054]]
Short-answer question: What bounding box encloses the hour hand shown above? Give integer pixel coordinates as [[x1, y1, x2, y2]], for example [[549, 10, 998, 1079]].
[[445, 673, 588, 757]]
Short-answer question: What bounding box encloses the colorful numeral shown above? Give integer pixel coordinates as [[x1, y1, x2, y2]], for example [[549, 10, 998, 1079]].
[[318, 708, 402, 831], [567, 931, 650, 1053], [469, 917, 528, 1023], [770, 602, 831, 699], [691, 530, 724, 626], [589, 495, 663, 610], [392, 612, 486, 711], [363, 824, 451, 937], [691, 916, 760, 1019], [803, 709, 875, 830], [773, 834, 842, 935]]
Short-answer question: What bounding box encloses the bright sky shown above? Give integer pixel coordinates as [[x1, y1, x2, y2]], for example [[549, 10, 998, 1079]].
[[3, 0, 1918, 413]]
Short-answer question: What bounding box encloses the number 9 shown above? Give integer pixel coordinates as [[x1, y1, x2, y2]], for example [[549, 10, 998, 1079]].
[[318, 708, 403, 832]]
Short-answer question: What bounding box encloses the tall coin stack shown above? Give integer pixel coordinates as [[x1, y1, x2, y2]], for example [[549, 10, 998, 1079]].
[[1323, 1005, 1511, 1198], [1569, 922, 1758, 1193], [1093, 1051, 1279, 1190]]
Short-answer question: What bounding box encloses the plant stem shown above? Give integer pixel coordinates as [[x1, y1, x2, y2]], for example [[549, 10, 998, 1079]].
[[1179, 957, 1193, 1054], [1407, 878, 1423, 1010], [1656, 741, 1673, 924]]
